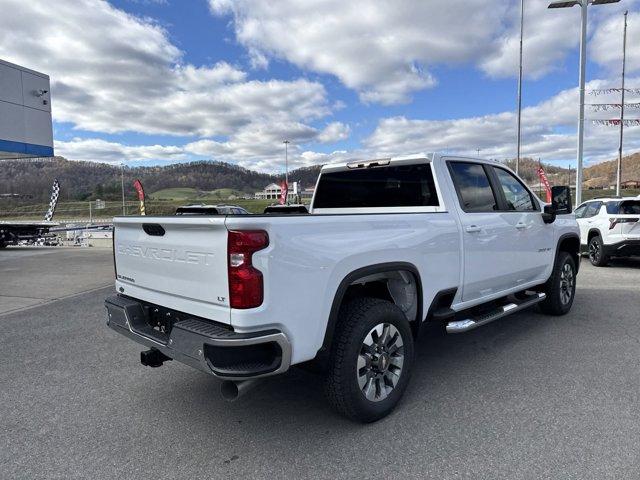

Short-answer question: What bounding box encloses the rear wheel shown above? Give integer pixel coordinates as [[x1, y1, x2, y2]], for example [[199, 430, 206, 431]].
[[324, 297, 414, 423], [588, 235, 609, 267], [0, 242, 6, 249], [539, 251, 576, 316]]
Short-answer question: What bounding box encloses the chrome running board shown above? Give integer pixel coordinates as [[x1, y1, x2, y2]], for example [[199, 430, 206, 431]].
[[446, 293, 546, 334]]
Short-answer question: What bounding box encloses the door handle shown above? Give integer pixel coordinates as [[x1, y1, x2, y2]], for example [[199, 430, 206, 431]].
[[465, 225, 481, 233], [515, 222, 527, 230]]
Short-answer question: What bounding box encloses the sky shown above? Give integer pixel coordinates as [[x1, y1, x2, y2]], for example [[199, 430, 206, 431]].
[[1, 0, 640, 172]]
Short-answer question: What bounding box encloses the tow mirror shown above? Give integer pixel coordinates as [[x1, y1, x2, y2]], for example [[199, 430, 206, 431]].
[[542, 186, 572, 224], [552, 185, 572, 215]]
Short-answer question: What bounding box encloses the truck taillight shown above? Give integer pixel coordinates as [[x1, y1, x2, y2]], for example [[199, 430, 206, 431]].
[[227, 230, 269, 309]]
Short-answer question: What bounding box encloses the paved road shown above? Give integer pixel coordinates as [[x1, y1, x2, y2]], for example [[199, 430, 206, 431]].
[[1, 256, 639, 479], [0, 246, 113, 314]]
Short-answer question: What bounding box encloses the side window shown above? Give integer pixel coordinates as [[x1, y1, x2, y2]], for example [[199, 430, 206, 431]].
[[606, 202, 619, 215], [492, 167, 536, 211], [574, 204, 587, 219], [449, 162, 498, 212], [584, 202, 602, 218]]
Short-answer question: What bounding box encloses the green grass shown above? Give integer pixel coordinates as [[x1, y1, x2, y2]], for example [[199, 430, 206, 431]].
[[149, 187, 247, 201], [579, 188, 640, 202], [0, 198, 279, 219], [3, 188, 636, 221]]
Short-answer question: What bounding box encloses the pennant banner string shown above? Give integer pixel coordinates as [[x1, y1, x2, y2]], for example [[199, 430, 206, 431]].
[[592, 119, 640, 126], [589, 103, 640, 111], [590, 88, 640, 96]]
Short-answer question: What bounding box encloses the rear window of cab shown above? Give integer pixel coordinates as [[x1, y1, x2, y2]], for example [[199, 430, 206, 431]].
[[313, 163, 439, 209]]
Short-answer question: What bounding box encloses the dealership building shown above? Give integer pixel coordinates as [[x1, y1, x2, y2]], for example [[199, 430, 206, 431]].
[[0, 59, 53, 159]]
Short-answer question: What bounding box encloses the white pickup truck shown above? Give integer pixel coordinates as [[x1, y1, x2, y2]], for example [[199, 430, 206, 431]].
[[105, 154, 580, 422]]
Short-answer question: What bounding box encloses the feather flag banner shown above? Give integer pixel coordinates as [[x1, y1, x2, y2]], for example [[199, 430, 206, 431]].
[[44, 179, 60, 222], [536, 167, 552, 203], [133, 179, 146, 215]]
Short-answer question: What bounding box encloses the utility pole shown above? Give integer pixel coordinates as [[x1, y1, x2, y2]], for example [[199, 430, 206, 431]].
[[120, 163, 125, 215], [283, 140, 290, 204], [516, 0, 525, 175], [575, 1, 587, 206], [616, 10, 628, 197]]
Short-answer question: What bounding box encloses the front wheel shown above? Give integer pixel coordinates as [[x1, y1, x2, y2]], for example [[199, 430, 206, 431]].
[[324, 297, 414, 423], [539, 251, 576, 316]]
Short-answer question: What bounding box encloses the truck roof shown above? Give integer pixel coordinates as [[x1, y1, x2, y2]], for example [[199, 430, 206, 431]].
[[320, 153, 502, 173]]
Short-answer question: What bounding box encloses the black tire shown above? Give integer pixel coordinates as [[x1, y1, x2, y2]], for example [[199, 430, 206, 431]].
[[538, 251, 577, 316], [0, 242, 5, 249], [324, 297, 414, 423], [588, 235, 609, 267]]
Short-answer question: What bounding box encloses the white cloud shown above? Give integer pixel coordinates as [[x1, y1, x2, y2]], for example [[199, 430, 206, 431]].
[[365, 78, 640, 165], [479, 0, 578, 79], [209, 0, 635, 103], [210, 0, 509, 104], [55, 77, 640, 171], [591, 10, 640, 75], [55, 138, 188, 164], [318, 122, 350, 143], [0, 0, 331, 138]]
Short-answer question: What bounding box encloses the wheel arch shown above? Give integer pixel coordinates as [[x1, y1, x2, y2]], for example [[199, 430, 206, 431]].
[[555, 233, 581, 274], [587, 228, 602, 243], [320, 262, 423, 355]]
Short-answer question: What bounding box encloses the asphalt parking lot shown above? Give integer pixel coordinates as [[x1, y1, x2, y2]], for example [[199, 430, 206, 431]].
[[1, 248, 639, 479]]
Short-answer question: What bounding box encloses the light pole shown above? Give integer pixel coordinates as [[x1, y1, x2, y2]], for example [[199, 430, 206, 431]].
[[120, 162, 125, 215], [616, 10, 628, 197], [516, 0, 525, 176], [548, 0, 620, 205], [283, 140, 290, 204]]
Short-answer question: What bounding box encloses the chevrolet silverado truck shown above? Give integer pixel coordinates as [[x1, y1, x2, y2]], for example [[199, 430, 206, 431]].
[[105, 154, 580, 422]]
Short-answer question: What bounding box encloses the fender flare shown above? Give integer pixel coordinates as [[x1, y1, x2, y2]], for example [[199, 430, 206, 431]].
[[320, 262, 423, 354], [554, 232, 581, 274]]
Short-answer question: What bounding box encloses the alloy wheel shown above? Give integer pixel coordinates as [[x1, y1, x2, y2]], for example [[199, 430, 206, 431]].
[[588, 239, 600, 263], [357, 323, 404, 402], [559, 262, 574, 305]]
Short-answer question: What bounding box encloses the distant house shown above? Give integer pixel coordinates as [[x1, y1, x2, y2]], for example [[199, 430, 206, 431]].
[[621, 180, 640, 189], [255, 183, 282, 200], [301, 187, 315, 200], [255, 182, 311, 201]]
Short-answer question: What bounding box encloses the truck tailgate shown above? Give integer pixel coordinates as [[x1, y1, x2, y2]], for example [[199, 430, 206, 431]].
[[113, 216, 230, 323]]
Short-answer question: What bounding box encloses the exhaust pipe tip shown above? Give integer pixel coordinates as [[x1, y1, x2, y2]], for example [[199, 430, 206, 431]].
[[220, 380, 240, 402], [220, 379, 262, 402]]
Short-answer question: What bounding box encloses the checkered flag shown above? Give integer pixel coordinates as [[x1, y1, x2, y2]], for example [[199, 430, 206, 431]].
[[44, 179, 60, 221]]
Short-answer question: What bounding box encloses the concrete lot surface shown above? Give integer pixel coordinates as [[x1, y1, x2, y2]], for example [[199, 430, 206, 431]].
[[1, 250, 639, 479], [0, 246, 113, 315]]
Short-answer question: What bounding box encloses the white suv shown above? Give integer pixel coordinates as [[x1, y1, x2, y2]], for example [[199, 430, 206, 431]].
[[575, 197, 640, 266]]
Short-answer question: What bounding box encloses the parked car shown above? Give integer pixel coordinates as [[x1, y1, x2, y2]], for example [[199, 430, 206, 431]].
[[575, 197, 640, 266], [263, 204, 308, 214], [106, 154, 579, 422], [175, 204, 249, 215]]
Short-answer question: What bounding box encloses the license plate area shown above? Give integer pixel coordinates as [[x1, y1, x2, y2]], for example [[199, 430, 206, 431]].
[[129, 302, 187, 344]]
